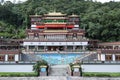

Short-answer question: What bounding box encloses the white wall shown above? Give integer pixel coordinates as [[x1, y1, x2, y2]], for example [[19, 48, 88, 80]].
[[0, 65, 34, 72], [5, 55, 8, 61], [1, 64, 120, 73], [101, 54, 105, 61], [82, 64, 120, 72], [15, 54, 19, 61]]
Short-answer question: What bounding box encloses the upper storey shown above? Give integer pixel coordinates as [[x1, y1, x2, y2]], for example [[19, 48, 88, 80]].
[[30, 12, 79, 30]]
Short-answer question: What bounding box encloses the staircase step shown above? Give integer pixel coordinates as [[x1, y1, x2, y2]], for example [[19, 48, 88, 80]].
[[49, 65, 69, 76]]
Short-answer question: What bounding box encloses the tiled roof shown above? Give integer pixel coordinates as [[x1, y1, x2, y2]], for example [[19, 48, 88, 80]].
[[98, 41, 120, 46], [99, 49, 120, 53], [0, 50, 21, 54]]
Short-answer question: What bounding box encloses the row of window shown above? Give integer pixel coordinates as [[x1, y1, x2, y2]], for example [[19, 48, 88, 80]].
[[28, 33, 79, 38], [105, 55, 120, 61], [0, 55, 14, 61]]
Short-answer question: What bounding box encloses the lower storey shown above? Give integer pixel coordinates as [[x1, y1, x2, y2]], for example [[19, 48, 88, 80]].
[[24, 46, 87, 52]]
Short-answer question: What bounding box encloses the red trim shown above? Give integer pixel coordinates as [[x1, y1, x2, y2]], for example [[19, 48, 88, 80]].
[[45, 24, 66, 28], [36, 24, 74, 28], [36, 25, 44, 29], [67, 25, 74, 28]]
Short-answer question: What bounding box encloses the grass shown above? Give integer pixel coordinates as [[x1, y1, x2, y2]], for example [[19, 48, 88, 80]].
[[0, 72, 38, 77], [83, 72, 120, 77]]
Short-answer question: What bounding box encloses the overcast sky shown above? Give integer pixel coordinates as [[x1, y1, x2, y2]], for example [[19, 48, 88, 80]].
[[4, 0, 120, 3]]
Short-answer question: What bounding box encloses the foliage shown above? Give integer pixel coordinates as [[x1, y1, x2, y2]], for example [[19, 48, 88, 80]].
[[0, 72, 37, 77], [83, 72, 120, 77], [33, 60, 48, 76], [0, 0, 120, 41], [69, 62, 81, 70]]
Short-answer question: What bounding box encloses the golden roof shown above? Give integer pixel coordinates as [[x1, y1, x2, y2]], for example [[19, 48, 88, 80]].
[[69, 14, 79, 17], [44, 23, 66, 24], [44, 30, 68, 33], [44, 12, 66, 16]]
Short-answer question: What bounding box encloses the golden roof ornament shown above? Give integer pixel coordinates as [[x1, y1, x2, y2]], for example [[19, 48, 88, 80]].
[[45, 11, 66, 16]]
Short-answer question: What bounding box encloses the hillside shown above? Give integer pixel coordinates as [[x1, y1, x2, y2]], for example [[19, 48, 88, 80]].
[[0, 0, 120, 41]]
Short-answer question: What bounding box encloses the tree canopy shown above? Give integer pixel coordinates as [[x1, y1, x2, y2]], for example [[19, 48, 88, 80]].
[[0, 0, 120, 42]]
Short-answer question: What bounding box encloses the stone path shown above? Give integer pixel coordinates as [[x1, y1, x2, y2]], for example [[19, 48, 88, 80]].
[[0, 77, 120, 80]]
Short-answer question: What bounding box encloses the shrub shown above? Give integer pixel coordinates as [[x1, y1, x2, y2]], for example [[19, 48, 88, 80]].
[[0, 72, 37, 77], [83, 72, 120, 77]]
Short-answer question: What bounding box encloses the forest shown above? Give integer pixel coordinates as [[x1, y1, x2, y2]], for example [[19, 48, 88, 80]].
[[0, 0, 120, 42]]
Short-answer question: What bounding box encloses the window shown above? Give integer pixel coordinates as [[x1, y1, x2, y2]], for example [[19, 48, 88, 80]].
[[73, 33, 77, 39], [115, 55, 120, 61], [105, 55, 112, 61], [8, 55, 14, 61], [34, 33, 39, 37], [0, 55, 5, 61]]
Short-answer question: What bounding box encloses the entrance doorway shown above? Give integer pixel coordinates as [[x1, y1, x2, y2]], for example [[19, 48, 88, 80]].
[[47, 46, 64, 51]]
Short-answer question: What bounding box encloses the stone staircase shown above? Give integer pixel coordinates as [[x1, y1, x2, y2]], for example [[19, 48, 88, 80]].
[[21, 54, 41, 61], [49, 65, 70, 76], [75, 51, 97, 62]]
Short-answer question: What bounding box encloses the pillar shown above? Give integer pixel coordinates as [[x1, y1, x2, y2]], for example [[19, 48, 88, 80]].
[[112, 54, 115, 61], [5, 54, 8, 61], [15, 54, 19, 61], [97, 54, 101, 61], [73, 46, 76, 51], [64, 46, 67, 51], [101, 54, 105, 61], [113, 45, 115, 49], [35, 46, 38, 51], [44, 46, 47, 52], [26, 46, 29, 51], [82, 46, 85, 50]]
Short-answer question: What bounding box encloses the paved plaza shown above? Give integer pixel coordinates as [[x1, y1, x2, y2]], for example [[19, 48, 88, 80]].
[[0, 77, 120, 80]]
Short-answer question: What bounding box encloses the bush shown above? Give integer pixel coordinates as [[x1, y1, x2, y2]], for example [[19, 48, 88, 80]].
[[83, 72, 120, 77], [0, 72, 37, 77]]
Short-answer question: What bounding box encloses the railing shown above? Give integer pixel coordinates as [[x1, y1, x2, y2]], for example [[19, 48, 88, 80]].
[[82, 61, 120, 64], [22, 50, 95, 54], [23, 39, 88, 42], [0, 61, 36, 64], [22, 50, 96, 54]]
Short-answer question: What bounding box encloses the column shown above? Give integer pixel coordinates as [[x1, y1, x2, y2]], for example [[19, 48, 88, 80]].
[[113, 45, 115, 49], [112, 54, 115, 61], [35, 46, 38, 52], [26, 46, 29, 51], [15, 54, 19, 61], [97, 54, 101, 61], [82, 46, 85, 50], [73, 46, 76, 51], [64, 46, 67, 52], [44, 46, 47, 52], [5, 54, 8, 61], [101, 54, 105, 61]]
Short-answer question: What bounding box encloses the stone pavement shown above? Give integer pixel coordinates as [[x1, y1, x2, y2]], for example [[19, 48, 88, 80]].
[[0, 77, 120, 80]]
